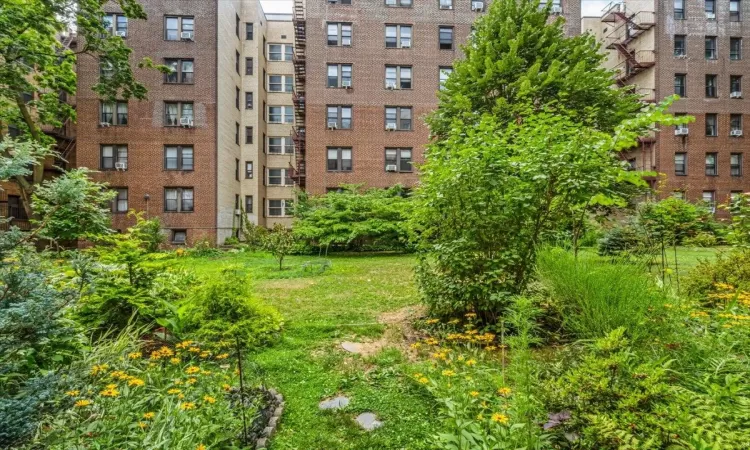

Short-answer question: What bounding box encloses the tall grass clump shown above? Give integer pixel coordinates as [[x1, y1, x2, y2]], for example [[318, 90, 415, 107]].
[[536, 247, 665, 341]]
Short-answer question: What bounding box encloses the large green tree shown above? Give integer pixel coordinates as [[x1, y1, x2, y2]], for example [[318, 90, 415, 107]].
[[0, 0, 153, 217]]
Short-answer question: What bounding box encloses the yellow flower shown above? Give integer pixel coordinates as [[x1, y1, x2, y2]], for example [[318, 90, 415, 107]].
[[485, 346, 497, 351], [138, 421, 148, 429], [216, 353, 230, 360], [442, 370, 456, 377], [203, 395, 216, 404], [201, 370, 212, 376], [158, 346, 174, 357], [447, 319, 460, 325], [176, 340, 193, 349], [196, 445, 207, 450], [90, 364, 109, 376], [470, 391, 480, 397], [100, 388, 120, 398], [222, 383, 232, 391], [128, 378, 145, 387], [175, 380, 184, 385], [74, 399, 92, 408], [457, 355, 465, 362], [168, 388, 182, 395], [178, 393, 185, 399], [497, 387, 512, 397], [170, 357, 181, 365], [413, 372, 423, 378], [187, 378, 198, 384], [188, 347, 201, 353], [418, 377, 429, 384], [491, 413, 509, 424], [424, 338, 439, 345], [106, 384, 118, 390], [128, 351, 142, 359], [465, 359, 476, 366], [410, 342, 422, 349], [185, 366, 200, 375], [143, 412, 155, 419], [199, 351, 210, 358], [180, 402, 196, 410], [66, 390, 80, 397], [465, 313, 477, 319], [425, 318, 439, 324]]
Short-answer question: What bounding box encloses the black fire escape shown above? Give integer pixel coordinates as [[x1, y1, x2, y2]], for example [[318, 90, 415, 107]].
[[291, 0, 306, 188]]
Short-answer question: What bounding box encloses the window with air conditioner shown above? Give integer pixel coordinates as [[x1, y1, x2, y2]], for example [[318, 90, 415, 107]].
[[164, 102, 194, 126], [731, 114, 743, 135], [103, 14, 128, 37], [100, 101, 128, 126], [385, 25, 412, 48], [731, 75, 742, 96], [164, 146, 193, 170], [100, 145, 128, 170], [385, 106, 412, 130], [385, 148, 413, 172], [705, 0, 716, 19], [327, 147, 353, 172], [165, 16, 194, 41], [327, 105, 352, 129], [327, 64, 353, 88], [164, 188, 194, 212], [385, 65, 412, 89]]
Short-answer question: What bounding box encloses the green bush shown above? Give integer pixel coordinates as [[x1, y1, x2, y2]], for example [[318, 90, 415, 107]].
[[536, 248, 665, 341], [597, 225, 642, 256], [683, 231, 718, 247], [684, 249, 750, 300]]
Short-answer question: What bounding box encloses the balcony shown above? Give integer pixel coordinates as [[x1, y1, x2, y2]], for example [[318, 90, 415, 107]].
[[613, 49, 655, 85], [604, 11, 655, 48]]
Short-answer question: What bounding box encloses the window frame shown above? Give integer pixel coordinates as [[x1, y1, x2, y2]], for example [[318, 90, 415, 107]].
[[326, 105, 353, 129], [246, 22, 254, 40], [268, 43, 293, 61], [703, 191, 716, 213], [439, 26, 454, 50], [705, 0, 716, 18], [385, 65, 412, 89], [111, 187, 128, 214], [674, 153, 687, 176], [164, 16, 194, 41], [384, 147, 413, 173], [268, 75, 294, 93], [385, 106, 413, 131], [100, 101, 128, 126], [267, 105, 294, 124], [385, 0, 413, 7], [267, 199, 293, 217], [327, 22, 353, 46], [731, 153, 743, 176], [385, 24, 413, 48], [730, 0, 741, 21], [705, 36, 718, 60], [731, 114, 743, 133], [266, 168, 294, 186], [674, 0, 685, 19], [245, 126, 253, 144], [705, 152, 718, 176], [731, 75, 743, 94], [164, 187, 194, 213], [705, 74, 718, 98], [245, 92, 254, 109], [245, 57, 254, 76], [245, 195, 254, 213], [164, 145, 194, 171], [164, 101, 194, 126], [268, 136, 295, 154], [674, 73, 687, 97], [326, 147, 353, 172], [706, 113, 718, 136], [327, 64, 353, 88], [164, 58, 195, 84], [674, 35, 686, 56], [100, 144, 128, 170], [731, 37, 743, 60], [439, 66, 453, 90], [245, 161, 254, 179], [104, 13, 128, 37]]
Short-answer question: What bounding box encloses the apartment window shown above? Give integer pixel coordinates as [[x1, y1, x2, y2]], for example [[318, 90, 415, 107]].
[[268, 137, 294, 154], [439, 26, 454, 50], [111, 188, 128, 213], [705, 36, 717, 60], [268, 199, 293, 217], [674, 74, 686, 97], [267, 168, 293, 186], [731, 153, 743, 176], [103, 14, 128, 37], [7, 195, 27, 220], [731, 0, 741, 21], [674, 0, 685, 18], [674, 153, 687, 176], [268, 106, 293, 124], [165, 188, 194, 212], [731, 37, 742, 60], [673, 191, 686, 200], [326, 105, 353, 129], [439, 67, 453, 90], [385, 106, 412, 130], [245, 161, 253, 179], [327, 0, 352, 3], [327, 64, 353, 88], [165, 59, 194, 84], [165, 16, 194, 41], [246, 23, 254, 40], [731, 114, 743, 133], [703, 191, 716, 212], [245, 57, 254, 75], [235, 51, 240, 74], [386, 0, 413, 7], [245, 92, 254, 109], [100, 101, 128, 125], [327, 23, 352, 46], [385, 25, 412, 48], [164, 102, 193, 126], [172, 229, 187, 245], [327, 147, 353, 172], [440, 0, 454, 9], [385, 148, 413, 172], [706, 113, 718, 136], [705, 75, 717, 98], [385, 65, 412, 89], [731, 75, 742, 95], [245, 195, 253, 213], [268, 75, 293, 93], [269, 44, 293, 61], [706, 153, 718, 176], [235, 87, 240, 109], [235, 122, 240, 145], [235, 159, 240, 181], [705, 0, 716, 18], [674, 35, 686, 56], [164, 145, 194, 170], [100, 145, 127, 170], [245, 126, 253, 144]]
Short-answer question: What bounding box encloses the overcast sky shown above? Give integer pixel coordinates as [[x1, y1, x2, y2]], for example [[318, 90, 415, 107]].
[[260, 0, 610, 17]]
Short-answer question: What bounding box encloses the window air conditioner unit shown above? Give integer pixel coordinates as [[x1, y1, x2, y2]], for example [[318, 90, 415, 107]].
[[342, 80, 352, 88], [234, 209, 242, 215], [181, 31, 194, 40], [676, 54, 688, 59], [180, 117, 193, 127], [385, 123, 397, 131], [675, 127, 689, 136], [551, 5, 563, 14], [401, 41, 411, 48], [731, 91, 743, 98], [706, 12, 716, 19], [115, 30, 127, 37], [385, 164, 398, 172], [115, 162, 127, 170], [471, 1, 485, 11], [386, 81, 397, 90], [440, 4, 453, 10], [327, 121, 338, 129], [731, 129, 744, 137], [342, 38, 351, 46], [99, 122, 111, 127]]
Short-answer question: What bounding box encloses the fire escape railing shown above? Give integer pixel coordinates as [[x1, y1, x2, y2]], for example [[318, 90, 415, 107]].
[[290, 0, 306, 188]]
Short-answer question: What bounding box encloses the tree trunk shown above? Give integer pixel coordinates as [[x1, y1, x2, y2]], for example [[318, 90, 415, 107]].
[[14, 95, 47, 219]]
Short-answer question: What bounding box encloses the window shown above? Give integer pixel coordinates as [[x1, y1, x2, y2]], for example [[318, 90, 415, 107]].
[[731, 154, 743, 176], [705, 0, 716, 18], [731, 0, 741, 21], [245, 126, 253, 144], [385, 148, 412, 172], [164, 145, 194, 170], [327, 147, 353, 171], [7, 195, 27, 220], [245, 161, 253, 179], [100, 145, 127, 170], [268, 75, 293, 93], [674, 35, 686, 56], [103, 14, 128, 37], [235, 122, 240, 145], [235, 159, 240, 181], [268, 44, 293, 61], [326, 105, 352, 129], [164, 102, 193, 126], [384, 65, 412, 90], [703, 191, 716, 212], [440, 0, 454, 9], [99, 60, 115, 79], [245, 195, 253, 213], [731, 75, 742, 94], [235, 51, 240, 74], [706, 153, 718, 176], [268, 199, 293, 217], [731, 114, 743, 133], [439, 26, 454, 50], [246, 23, 254, 40], [245, 57, 254, 75], [245, 92, 254, 109], [111, 188, 128, 213], [675, 153, 687, 176], [674, 0, 685, 19], [327, 0, 352, 3], [235, 87, 240, 109], [674, 74, 686, 97], [327, 64, 352, 88], [385, 106, 412, 130], [705, 36, 717, 59], [439, 67, 453, 90], [731, 37, 742, 60], [172, 229, 187, 244], [386, 0, 413, 7], [100, 101, 128, 125], [705, 75, 717, 98], [268, 106, 293, 124], [706, 113, 718, 136], [164, 188, 194, 212], [385, 25, 412, 48], [673, 191, 686, 200], [165, 59, 194, 84], [327, 23, 352, 46], [165, 16, 194, 41], [268, 137, 294, 154], [267, 168, 293, 185]]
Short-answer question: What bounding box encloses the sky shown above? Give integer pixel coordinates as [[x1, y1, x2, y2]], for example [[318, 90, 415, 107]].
[[260, 0, 611, 17]]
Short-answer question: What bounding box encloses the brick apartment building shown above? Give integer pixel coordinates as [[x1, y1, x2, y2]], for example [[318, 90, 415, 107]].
[[584, 0, 750, 211]]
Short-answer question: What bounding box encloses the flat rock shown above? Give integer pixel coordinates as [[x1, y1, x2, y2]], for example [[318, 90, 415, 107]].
[[355, 412, 383, 431], [318, 395, 350, 410], [341, 342, 363, 354]]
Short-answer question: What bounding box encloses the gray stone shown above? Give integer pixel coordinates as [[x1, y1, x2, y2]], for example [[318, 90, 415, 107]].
[[269, 417, 278, 428], [268, 388, 278, 397], [355, 412, 383, 431], [273, 406, 283, 418], [263, 426, 274, 437], [255, 438, 267, 449], [318, 395, 350, 410], [341, 342, 363, 353], [275, 393, 283, 403]]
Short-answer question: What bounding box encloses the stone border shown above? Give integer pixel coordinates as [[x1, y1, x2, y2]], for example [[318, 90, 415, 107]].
[[255, 388, 284, 450]]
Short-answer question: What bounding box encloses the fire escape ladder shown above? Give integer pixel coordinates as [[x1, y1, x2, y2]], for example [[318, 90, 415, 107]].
[[290, 0, 306, 188]]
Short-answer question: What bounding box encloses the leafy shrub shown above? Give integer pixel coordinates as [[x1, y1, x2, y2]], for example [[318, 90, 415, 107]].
[[684, 249, 750, 301], [536, 248, 665, 341], [263, 223, 295, 270], [188, 237, 221, 257], [127, 211, 165, 253], [241, 223, 268, 250], [683, 231, 718, 247], [224, 236, 240, 246], [597, 224, 642, 256]]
